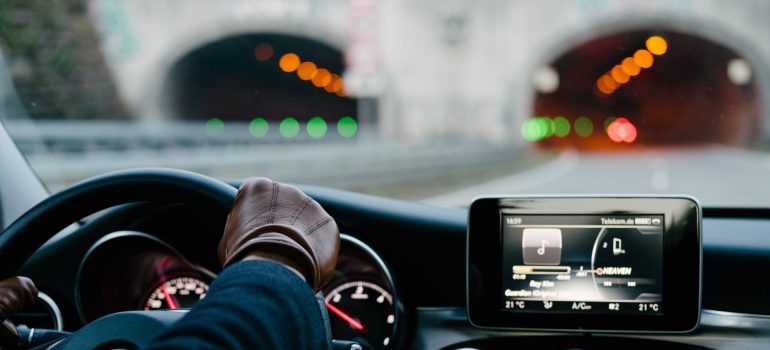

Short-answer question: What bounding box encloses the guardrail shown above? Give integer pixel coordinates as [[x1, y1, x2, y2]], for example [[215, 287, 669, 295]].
[[4, 120, 352, 154], [3, 120, 531, 199]]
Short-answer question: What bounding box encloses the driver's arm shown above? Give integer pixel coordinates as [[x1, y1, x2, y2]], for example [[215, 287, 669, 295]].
[[143, 177, 339, 350], [142, 260, 328, 349]]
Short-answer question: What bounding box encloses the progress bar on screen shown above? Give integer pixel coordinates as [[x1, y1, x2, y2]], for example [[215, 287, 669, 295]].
[[513, 265, 571, 275]]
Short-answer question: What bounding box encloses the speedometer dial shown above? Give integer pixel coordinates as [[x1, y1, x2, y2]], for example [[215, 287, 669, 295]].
[[325, 281, 396, 349], [144, 277, 208, 310]]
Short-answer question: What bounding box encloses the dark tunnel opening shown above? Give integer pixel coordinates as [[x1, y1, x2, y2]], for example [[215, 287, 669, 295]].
[[164, 33, 357, 127], [531, 30, 761, 149]]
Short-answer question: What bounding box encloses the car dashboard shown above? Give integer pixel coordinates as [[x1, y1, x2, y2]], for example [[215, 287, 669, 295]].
[[13, 184, 770, 350]]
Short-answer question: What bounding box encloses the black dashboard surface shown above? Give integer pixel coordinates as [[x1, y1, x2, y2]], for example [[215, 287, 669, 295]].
[[301, 187, 770, 316], [15, 184, 770, 349]]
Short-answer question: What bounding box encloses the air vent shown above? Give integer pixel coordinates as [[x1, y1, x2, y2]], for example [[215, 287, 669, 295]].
[[9, 292, 63, 331]]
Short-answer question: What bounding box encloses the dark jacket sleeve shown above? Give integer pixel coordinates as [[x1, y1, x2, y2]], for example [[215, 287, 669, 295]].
[[142, 260, 328, 350]]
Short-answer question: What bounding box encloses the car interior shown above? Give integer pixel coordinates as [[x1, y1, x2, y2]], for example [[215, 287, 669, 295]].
[[3, 125, 770, 349], [1, 1, 770, 350]]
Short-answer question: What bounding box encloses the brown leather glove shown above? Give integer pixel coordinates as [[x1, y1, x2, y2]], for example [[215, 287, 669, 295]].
[[218, 178, 340, 291], [0, 277, 36, 350], [0, 277, 36, 321]]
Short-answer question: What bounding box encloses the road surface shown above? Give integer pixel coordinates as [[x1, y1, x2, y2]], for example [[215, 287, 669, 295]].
[[424, 147, 770, 208]]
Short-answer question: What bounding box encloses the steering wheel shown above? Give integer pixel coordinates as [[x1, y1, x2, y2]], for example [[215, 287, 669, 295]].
[[0, 168, 237, 349]]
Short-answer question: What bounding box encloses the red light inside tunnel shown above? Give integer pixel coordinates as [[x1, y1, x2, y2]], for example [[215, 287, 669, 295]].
[[623, 123, 638, 143], [606, 117, 637, 143], [254, 43, 274, 61], [607, 122, 623, 142]]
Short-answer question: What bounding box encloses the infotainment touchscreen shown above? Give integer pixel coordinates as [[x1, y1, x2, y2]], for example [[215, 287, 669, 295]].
[[501, 214, 663, 315], [467, 196, 701, 333]]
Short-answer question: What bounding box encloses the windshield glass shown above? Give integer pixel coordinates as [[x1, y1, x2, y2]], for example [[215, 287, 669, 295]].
[[0, 0, 767, 207]]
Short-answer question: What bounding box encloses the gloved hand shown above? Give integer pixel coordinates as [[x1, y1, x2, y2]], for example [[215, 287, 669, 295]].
[[0, 277, 36, 321], [0, 277, 36, 350], [218, 178, 340, 291]]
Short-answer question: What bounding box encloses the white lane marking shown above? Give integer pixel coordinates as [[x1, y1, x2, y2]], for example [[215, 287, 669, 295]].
[[648, 154, 669, 192], [650, 169, 669, 192]]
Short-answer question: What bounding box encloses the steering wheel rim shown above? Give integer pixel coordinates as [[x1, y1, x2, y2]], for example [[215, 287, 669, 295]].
[[0, 167, 237, 280], [0, 168, 238, 348]]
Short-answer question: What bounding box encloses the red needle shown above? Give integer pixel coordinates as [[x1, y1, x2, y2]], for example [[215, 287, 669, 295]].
[[161, 285, 179, 310], [325, 301, 365, 332]]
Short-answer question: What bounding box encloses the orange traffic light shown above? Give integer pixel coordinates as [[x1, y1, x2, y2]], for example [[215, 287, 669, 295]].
[[646, 36, 668, 55], [633, 49, 654, 68], [279, 53, 300, 72]]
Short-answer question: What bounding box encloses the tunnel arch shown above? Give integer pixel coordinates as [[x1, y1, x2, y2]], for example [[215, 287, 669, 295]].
[[524, 17, 766, 149], [123, 9, 353, 122], [160, 32, 358, 132]]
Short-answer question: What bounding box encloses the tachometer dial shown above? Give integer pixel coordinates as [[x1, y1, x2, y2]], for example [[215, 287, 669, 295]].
[[325, 280, 396, 350], [144, 276, 208, 310]]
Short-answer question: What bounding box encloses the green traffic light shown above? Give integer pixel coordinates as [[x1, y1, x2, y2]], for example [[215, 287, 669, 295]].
[[206, 118, 224, 136], [575, 116, 594, 137], [280, 117, 300, 138], [337, 117, 358, 138], [307, 117, 328, 138], [249, 118, 269, 138]]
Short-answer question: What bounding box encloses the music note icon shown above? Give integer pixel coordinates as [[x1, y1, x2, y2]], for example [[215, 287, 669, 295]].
[[522, 228, 562, 265]]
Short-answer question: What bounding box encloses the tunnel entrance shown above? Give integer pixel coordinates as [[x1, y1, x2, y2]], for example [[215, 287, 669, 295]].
[[164, 33, 358, 136], [531, 30, 761, 149]]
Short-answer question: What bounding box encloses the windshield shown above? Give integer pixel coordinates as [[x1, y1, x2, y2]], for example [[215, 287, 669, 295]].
[[0, 0, 767, 207]]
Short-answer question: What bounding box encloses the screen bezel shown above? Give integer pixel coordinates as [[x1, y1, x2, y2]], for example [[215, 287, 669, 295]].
[[467, 196, 701, 333]]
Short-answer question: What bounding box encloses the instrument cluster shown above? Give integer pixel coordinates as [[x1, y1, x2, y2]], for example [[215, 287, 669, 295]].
[[77, 232, 407, 349], [76, 231, 214, 322], [323, 235, 406, 349]]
